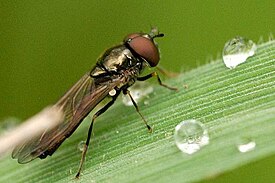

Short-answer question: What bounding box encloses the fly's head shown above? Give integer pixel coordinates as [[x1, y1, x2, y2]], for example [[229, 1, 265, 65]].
[[91, 29, 164, 78], [124, 29, 164, 68]]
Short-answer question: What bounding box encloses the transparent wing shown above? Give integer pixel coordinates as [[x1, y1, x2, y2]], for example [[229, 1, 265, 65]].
[[12, 73, 116, 163]]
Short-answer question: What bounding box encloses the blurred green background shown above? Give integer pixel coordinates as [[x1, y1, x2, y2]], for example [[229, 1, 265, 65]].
[[0, 0, 274, 182]]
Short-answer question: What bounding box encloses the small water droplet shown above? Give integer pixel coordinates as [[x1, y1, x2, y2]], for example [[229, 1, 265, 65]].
[[77, 141, 86, 152], [116, 130, 119, 134], [223, 36, 257, 69], [122, 82, 153, 106], [143, 100, 150, 105], [109, 89, 116, 96], [237, 138, 256, 153], [174, 119, 209, 154]]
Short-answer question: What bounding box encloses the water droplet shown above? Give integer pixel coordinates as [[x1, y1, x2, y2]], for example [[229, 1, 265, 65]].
[[143, 100, 150, 105], [174, 119, 209, 154], [223, 36, 257, 69], [77, 141, 86, 152], [116, 130, 119, 134], [237, 138, 256, 153], [122, 82, 153, 106], [109, 89, 116, 96]]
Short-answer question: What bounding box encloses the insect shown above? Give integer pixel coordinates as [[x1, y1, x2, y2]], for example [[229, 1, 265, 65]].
[[12, 28, 177, 178]]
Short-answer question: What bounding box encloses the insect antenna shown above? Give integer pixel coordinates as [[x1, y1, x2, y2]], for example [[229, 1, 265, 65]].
[[152, 33, 164, 39]]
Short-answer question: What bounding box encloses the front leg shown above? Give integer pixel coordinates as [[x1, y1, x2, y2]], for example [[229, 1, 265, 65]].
[[123, 89, 152, 132], [137, 72, 178, 91]]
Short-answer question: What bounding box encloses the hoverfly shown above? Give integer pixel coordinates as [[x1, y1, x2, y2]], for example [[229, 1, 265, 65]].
[[12, 28, 177, 178]]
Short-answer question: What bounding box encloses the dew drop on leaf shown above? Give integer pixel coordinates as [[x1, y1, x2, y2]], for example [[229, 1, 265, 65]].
[[237, 138, 256, 153], [77, 141, 86, 152], [174, 119, 209, 154], [223, 36, 257, 69]]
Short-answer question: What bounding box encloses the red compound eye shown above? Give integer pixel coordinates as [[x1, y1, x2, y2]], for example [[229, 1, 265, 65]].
[[124, 33, 163, 67]]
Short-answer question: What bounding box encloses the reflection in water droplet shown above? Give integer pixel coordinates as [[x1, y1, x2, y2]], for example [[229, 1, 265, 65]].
[[223, 36, 257, 69], [174, 119, 209, 154], [237, 138, 256, 153], [122, 82, 153, 106], [77, 141, 86, 152]]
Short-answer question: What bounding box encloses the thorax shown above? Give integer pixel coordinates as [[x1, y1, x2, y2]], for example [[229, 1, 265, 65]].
[[90, 44, 146, 89]]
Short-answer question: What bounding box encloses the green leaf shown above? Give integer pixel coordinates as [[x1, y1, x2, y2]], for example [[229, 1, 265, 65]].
[[0, 40, 274, 183]]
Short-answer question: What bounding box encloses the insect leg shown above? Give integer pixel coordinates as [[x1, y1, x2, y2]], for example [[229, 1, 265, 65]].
[[123, 89, 152, 132], [156, 66, 179, 78], [75, 89, 121, 178], [137, 72, 178, 91]]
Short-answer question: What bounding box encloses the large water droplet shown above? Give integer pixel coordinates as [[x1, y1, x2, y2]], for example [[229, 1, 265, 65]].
[[122, 82, 153, 106], [223, 36, 257, 69], [174, 119, 209, 154], [237, 138, 256, 153]]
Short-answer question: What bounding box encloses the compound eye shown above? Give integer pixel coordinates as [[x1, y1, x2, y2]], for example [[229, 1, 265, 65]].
[[124, 33, 160, 67]]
